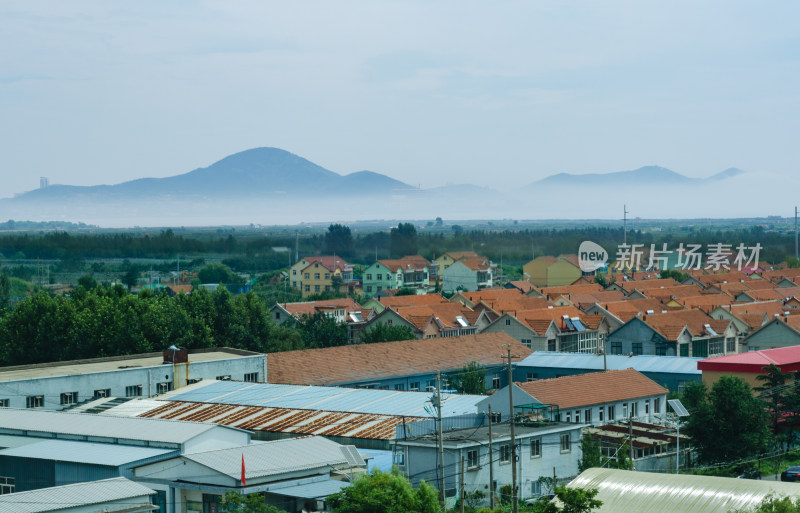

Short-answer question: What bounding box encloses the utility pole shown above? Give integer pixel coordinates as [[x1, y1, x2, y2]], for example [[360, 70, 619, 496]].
[[488, 405, 495, 508], [623, 204, 629, 246], [460, 455, 465, 513], [506, 348, 519, 513], [436, 371, 445, 507], [629, 412, 634, 466], [795, 206, 798, 260]]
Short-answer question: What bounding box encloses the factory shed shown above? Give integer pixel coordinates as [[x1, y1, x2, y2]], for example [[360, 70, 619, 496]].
[[568, 467, 800, 513]]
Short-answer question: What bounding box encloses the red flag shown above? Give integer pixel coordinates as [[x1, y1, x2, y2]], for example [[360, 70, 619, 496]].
[[241, 453, 246, 486]]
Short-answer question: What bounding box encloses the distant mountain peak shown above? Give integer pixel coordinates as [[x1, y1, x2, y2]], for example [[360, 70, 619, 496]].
[[531, 165, 745, 188]]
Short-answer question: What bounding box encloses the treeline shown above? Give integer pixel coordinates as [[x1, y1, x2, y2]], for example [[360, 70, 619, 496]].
[[0, 224, 794, 274], [0, 284, 416, 367]]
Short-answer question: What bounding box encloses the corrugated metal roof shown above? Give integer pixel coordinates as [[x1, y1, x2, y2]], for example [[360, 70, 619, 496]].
[[0, 439, 175, 466], [518, 351, 702, 375], [137, 400, 423, 440], [0, 477, 155, 513], [275, 479, 350, 499], [0, 408, 233, 446], [168, 381, 483, 417], [570, 467, 800, 513], [187, 436, 347, 480]]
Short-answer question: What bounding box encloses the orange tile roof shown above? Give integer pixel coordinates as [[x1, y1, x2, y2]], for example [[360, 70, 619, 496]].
[[379, 293, 449, 308], [762, 268, 800, 283], [304, 256, 351, 272], [737, 313, 769, 330], [642, 309, 728, 340], [738, 288, 785, 301], [477, 297, 551, 315], [458, 257, 494, 271], [278, 298, 364, 317], [393, 303, 476, 329], [777, 286, 800, 299], [507, 281, 536, 294], [677, 294, 734, 311], [378, 256, 431, 272], [539, 284, 604, 298], [516, 368, 666, 410], [741, 279, 782, 290], [267, 332, 531, 385], [728, 300, 788, 317], [443, 251, 481, 261], [697, 271, 749, 287], [619, 278, 679, 291], [599, 299, 667, 320], [570, 291, 626, 307], [459, 288, 524, 303], [638, 285, 704, 300]]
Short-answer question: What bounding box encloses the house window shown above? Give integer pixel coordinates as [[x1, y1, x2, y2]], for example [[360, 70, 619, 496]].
[[387, 319, 393, 326], [394, 384, 405, 391], [366, 285, 372, 292], [377, 274, 382, 280], [325, 273, 330, 279], [410, 382, 420, 391], [393, 448, 405, 466], [366, 274, 373, 280], [709, 338, 724, 355], [565, 411, 571, 423], [500, 444, 511, 463], [631, 402, 638, 418], [608, 405, 615, 421], [632, 342, 643, 355], [530, 438, 541, 458], [216, 375, 232, 381], [645, 399, 650, 414], [94, 389, 111, 399], [304, 285, 310, 292], [490, 411, 502, 423], [467, 449, 479, 469], [315, 285, 321, 292], [304, 273, 310, 279], [0, 476, 14, 495], [427, 380, 436, 391], [60, 392, 78, 406], [526, 372, 538, 381], [0, 399, 8, 408], [26, 395, 44, 408], [156, 382, 172, 394], [275, 312, 281, 320], [325, 285, 331, 291], [623, 403, 628, 419], [599, 407, 604, 422], [726, 337, 736, 352], [531, 480, 541, 497], [292, 269, 296, 275], [244, 372, 259, 382], [656, 345, 667, 356], [611, 342, 623, 354], [521, 339, 532, 349], [505, 319, 511, 326], [654, 398, 660, 413], [125, 385, 143, 397], [314, 273, 320, 279], [492, 374, 501, 389], [560, 434, 571, 453], [547, 339, 557, 351], [585, 409, 591, 423]]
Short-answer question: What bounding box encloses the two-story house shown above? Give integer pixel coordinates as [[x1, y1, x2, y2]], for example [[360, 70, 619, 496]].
[[362, 256, 433, 297]]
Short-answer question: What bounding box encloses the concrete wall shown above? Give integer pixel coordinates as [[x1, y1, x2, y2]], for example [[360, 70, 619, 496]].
[[745, 321, 800, 350], [0, 355, 267, 410], [442, 261, 479, 293]]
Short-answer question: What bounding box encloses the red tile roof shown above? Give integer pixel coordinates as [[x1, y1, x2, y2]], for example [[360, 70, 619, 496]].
[[516, 368, 666, 409], [379, 294, 449, 308], [304, 256, 351, 272], [267, 332, 531, 386], [378, 256, 431, 272], [278, 298, 364, 317]]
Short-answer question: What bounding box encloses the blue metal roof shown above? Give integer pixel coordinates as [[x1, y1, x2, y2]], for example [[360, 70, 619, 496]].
[[0, 439, 176, 466], [517, 351, 702, 375], [170, 381, 483, 417]]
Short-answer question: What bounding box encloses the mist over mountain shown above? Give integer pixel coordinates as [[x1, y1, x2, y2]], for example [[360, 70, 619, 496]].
[[0, 148, 779, 227]]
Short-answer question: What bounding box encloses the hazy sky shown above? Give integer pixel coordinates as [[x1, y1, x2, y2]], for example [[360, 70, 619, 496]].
[[2, 1, 799, 197]]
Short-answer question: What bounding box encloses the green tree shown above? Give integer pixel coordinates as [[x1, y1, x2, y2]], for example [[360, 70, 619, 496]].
[[730, 494, 800, 513], [755, 364, 792, 442], [77, 275, 98, 290], [292, 312, 349, 348], [221, 490, 287, 513], [359, 323, 417, 344], [390, 223, 418, 257], [448, 361, 487, 395], [198, 263, 244, 285], [327, 468, 441, 513], [0, 267, 9, 311], [578, 436, 602, 472], [684, 375, 770, 465], [541, 486, 602, 513], [325, 224, 355, 258]]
